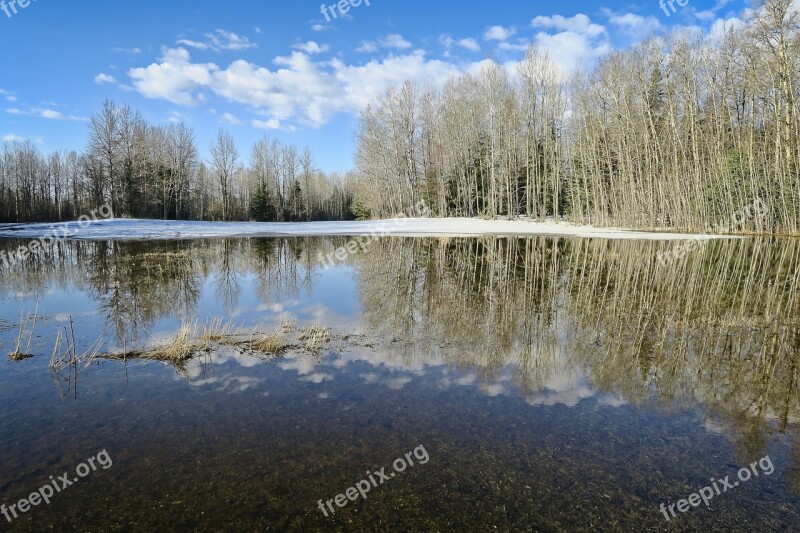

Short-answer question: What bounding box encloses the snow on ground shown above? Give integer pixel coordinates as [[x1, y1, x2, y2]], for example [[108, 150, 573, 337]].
[[0, 218, 741, 242]]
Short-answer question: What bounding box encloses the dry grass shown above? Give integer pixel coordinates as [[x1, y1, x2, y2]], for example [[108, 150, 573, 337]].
[[300, 325, 331, 352], [8, 301, 38, 361], [101, 320, 334, 364], [249, 332, 286, 354], [142, 322, 203, 363], [49, 319, 102, 372], [200, 317, 240, 344]]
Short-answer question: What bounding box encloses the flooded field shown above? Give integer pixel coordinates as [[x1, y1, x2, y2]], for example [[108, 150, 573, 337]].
[[0, 235, 798, 531]]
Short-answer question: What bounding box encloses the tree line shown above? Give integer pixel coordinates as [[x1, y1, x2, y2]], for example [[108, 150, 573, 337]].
[[0, 100, 355, 223], [352, 0, 800, 234], [2, 0, 797, 232]]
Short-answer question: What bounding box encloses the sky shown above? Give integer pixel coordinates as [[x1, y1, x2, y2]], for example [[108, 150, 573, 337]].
[[0, 0, 748, 173]]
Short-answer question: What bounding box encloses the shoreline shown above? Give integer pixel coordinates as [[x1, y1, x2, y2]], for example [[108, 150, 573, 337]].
[[0, 217, 747, 242]]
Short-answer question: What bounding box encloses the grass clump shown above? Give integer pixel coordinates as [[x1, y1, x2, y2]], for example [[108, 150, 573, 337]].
[[250, 332, 286, 354], [143, 322, 202, 363], [300, 325, 331, 352], [200, 317, 239, 343], [8, 302, 38, 361]]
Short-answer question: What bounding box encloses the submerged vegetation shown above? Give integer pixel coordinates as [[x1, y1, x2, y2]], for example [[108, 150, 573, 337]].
[[102, 318, 332, 366]]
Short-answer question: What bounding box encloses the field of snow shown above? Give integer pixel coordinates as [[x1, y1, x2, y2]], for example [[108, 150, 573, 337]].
[[0, 218, 741, 242]]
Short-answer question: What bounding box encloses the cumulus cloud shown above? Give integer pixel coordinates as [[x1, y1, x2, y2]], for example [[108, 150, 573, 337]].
[[128, 46, 458, 128], [484, 25, 517, 41], [604, 11, 662, 40], [530, 14, 611, 72], [129, 47, 218, 105], [457, 38, 481, 52], [126, 15, 619, 129], [292, 41, 330, 54], [532, 14, 606, 38], [94, 73, 118, 84]]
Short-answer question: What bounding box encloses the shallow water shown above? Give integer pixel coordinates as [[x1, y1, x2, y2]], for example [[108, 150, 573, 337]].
[[0, 235, 798, 531]]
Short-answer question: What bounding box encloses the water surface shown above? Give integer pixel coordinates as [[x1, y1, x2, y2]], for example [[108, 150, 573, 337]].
[[0, 235, 798, 531]]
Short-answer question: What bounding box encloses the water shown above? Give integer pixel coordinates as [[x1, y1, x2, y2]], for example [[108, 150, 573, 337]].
[[0, 235, 798, 531]]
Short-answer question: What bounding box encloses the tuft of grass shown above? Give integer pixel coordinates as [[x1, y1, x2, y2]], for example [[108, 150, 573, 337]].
[[200, 317, 239, 344], [8, 301, 39, 361], [144, 322, 201, 362], [250, 332, 286, 354], [300, 325, 331, 352], [281, 320, 296, 333]]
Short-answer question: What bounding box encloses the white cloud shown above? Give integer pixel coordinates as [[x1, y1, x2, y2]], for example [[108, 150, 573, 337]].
[[176, 29, 257, 52], [530, 14, 611, 72], [356, 41, 379, 53], [176, 39, 209, 50], [6, 107, 85, 121], [458, 38, 481, 52], [693, 0, 736, 21], [113, 47, 142, 54], [311, 24, 330, 32], [2, 134, 25, 143], [484, 25, 517, 41], [707, 16, 745, 42], [605, 11, 662, 40], [94, 73, 118, 84], [40, 109, 64, 119], [128, 47, 459, 128], [357, 34, 412, 53], [129, 47, 218, 105], [498, 41, 530, 52], [381, 34, 412, 49], [292, 41, 330, 54], [6, 96, 17, 102], [532, 14, 606, 38], [252, 118, 281, 129]]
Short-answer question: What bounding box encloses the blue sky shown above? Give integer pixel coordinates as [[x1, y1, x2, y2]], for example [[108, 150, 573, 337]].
[[0, 0, 746, 172]]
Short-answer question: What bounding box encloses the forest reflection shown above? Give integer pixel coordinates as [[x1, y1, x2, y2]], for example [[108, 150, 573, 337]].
[[1, 236, 798, 454]]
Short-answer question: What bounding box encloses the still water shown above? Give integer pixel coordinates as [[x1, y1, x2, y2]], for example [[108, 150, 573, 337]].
[[0, 236, 798, 531]]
